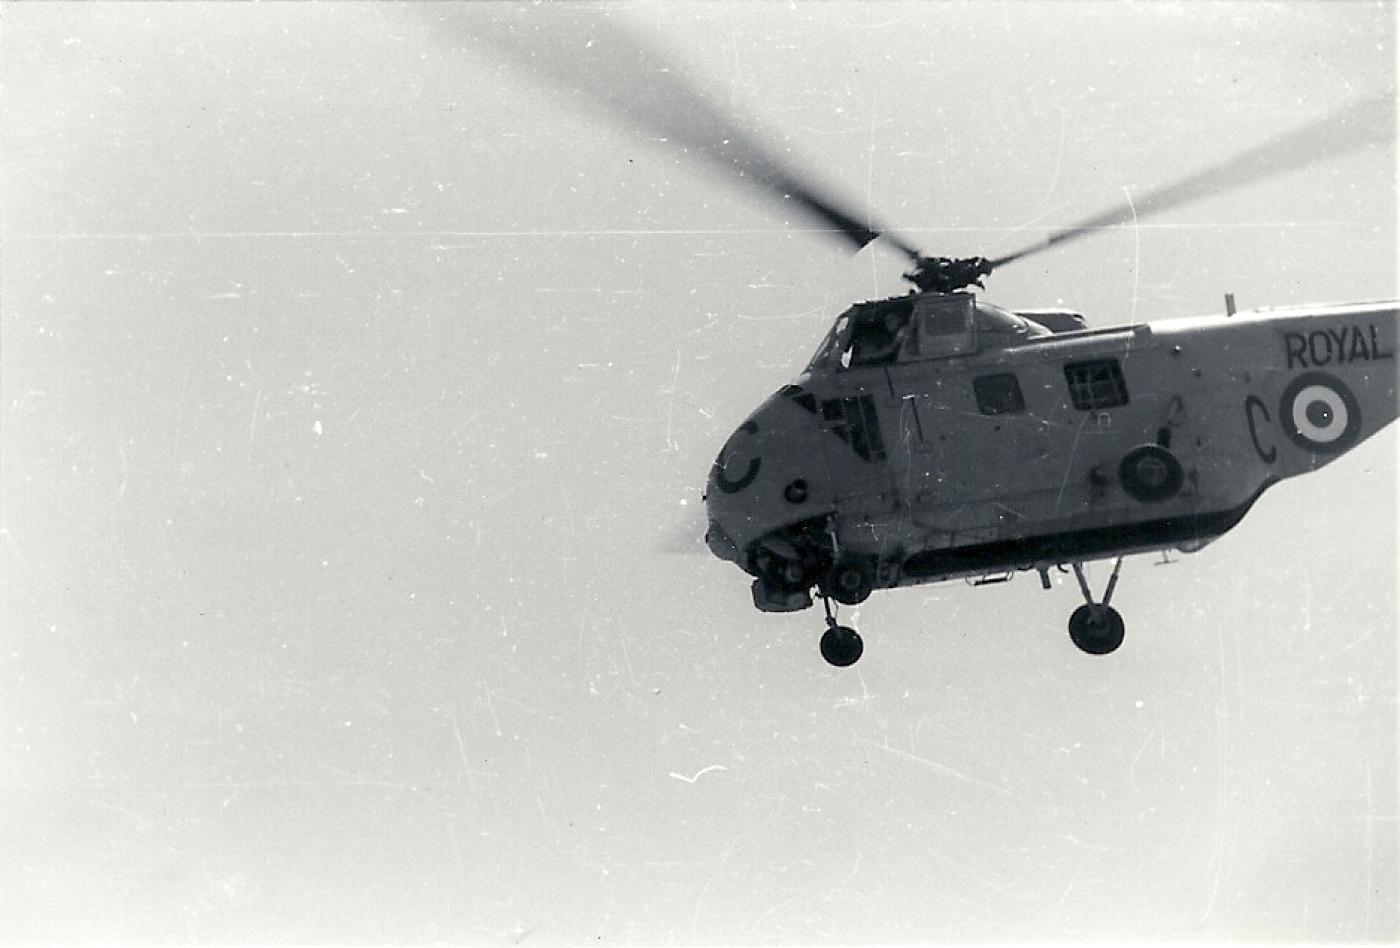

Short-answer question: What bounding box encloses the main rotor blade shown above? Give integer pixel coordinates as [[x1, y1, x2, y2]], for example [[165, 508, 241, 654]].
[[450, 6, 922, 260], [988, 92, 1396, 270]]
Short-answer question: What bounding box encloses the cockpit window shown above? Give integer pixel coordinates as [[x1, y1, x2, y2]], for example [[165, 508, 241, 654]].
[[905, 294, 977, 360], [805, 314, 850, 372], [805, 301, 916, 372], [807, 294, 1010, 371], [924, 307, 967, 335], [846, 302, 913, 368]]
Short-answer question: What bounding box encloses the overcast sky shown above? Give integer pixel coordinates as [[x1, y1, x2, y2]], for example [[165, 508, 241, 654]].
[[2, 2, 1396, 943]]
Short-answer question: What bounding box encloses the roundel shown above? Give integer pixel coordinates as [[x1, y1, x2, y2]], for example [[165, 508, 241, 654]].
[[1278, 371, 1361, 455]]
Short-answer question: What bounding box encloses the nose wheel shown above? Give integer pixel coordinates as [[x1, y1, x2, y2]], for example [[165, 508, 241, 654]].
[[818, 595, 864, 667]]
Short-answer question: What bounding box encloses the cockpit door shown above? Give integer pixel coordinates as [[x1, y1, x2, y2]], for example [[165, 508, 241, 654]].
[[900, 293, 977, 361]]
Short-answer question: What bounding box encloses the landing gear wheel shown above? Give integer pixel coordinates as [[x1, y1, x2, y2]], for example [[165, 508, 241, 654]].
[[818, 595, 864, 667], [1067, 558, 1127, 655], [1119, 444, 1184, 503], [824, 556, 874, 606], [820, 625, 864, 667], [1068, 604, 1125, 655]]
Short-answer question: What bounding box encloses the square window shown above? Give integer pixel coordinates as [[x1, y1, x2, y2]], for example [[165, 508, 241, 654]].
[[1063, 359, 1129, 410], [973, 373, 1026, 415]]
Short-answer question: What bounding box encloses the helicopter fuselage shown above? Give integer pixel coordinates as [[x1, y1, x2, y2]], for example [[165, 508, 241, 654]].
[[704, 292, 1398, 614]]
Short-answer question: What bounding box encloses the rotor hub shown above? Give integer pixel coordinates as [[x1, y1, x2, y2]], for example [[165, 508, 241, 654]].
[[904, 255, 994, 294]]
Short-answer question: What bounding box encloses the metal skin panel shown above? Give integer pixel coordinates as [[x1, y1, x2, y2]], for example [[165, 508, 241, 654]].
[[887, 304, 1396, 586], [705, 300, 1397, 596], [703, 390, 837, 567]]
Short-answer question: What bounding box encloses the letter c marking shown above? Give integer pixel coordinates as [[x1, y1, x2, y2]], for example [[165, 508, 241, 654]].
[[714, 420, 762, 494], [1244, 395, 1276, 464]]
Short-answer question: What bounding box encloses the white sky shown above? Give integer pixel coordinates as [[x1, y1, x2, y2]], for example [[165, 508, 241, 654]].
[[1, 2, 1396, 943]]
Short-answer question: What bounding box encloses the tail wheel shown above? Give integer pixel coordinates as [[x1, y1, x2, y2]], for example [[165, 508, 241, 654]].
[[824, 557, 874, 605], [1118, 444, 1184, 503]]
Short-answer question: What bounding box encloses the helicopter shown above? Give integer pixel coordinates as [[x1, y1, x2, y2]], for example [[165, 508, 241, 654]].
[[683, 99, 1398, 666], [467, 10, 1397, 666], [706, 268, 1396, 666]]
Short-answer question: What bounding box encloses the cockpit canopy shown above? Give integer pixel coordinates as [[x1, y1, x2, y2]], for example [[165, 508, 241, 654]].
[[805, 291, 1051, 373]]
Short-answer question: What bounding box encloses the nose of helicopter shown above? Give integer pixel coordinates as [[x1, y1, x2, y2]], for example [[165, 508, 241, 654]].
[[704, 388, 832, 565]]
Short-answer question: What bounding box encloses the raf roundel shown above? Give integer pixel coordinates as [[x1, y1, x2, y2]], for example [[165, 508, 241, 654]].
[[1279, 371, 1361, 455]]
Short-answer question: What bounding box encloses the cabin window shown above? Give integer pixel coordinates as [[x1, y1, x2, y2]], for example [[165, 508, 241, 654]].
[[1064, 359, 1129, 410], [973, 373, 1026, 415], [819, 395, 886, 461]]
